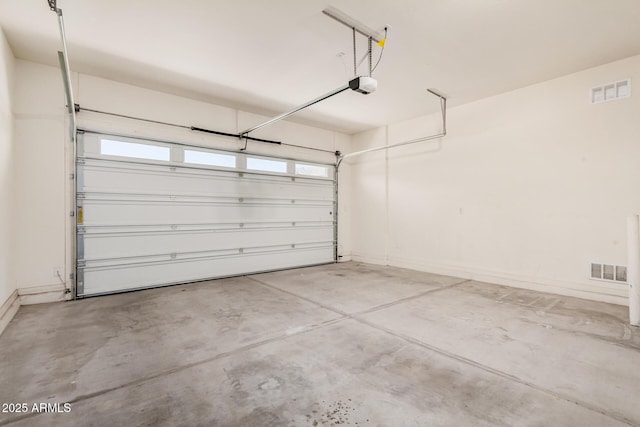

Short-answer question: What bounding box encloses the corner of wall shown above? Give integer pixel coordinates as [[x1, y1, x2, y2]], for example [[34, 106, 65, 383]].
[[18, 284, 67, 305], [335, 132, 352, 262], [0, 26, 18, 335], [0, 290, 19, 337], [347, 54, 640, 306]]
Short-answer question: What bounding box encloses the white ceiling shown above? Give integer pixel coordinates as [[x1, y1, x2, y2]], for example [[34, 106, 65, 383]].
[[1, 0, 640, 134]]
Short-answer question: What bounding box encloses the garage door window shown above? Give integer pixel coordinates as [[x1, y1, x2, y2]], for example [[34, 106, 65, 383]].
[[100, 139, 170, 161], [295, 163, 329, 177], [184, 150, 236, 168], [246, 157, 287, 173]]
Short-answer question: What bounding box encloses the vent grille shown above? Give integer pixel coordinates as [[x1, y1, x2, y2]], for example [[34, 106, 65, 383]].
[[590, 262, 627, 283], [590, 78, 631, 104]]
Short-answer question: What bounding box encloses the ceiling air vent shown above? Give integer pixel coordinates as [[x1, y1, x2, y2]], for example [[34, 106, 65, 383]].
[[590, 262, 627, 283], [590, 79, 631, 104]]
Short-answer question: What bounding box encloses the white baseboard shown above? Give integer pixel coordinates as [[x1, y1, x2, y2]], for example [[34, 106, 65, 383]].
[[0, 283, 69, 336], [390, 256, 629, 306], [0, 290, 20, 336], [18, 283, 67, 305], [350, 254, 629, 306], [351, 251, 387, 266]]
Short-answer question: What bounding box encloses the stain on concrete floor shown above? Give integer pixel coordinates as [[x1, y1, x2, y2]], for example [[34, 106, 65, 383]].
[[0, 262, 638, 426]]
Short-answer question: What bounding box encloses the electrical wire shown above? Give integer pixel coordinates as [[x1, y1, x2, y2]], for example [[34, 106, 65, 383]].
[[371, 27, 388, 73]]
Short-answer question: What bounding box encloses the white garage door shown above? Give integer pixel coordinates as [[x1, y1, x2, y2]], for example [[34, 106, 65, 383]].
[[76, 131, 336, 297]]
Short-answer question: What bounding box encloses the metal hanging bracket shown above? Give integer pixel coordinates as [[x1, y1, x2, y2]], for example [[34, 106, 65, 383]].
[[337, 89, 447, 167], [48, 1, 77, 140], [322, 6, 384, 43], [238, 8, 386, 141]]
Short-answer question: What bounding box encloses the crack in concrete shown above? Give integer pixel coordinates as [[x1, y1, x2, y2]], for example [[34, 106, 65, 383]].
[[352, 280, 471, 316], [0, 314, 347, 426], [249, 275, 637, 427], [248, 276, 470, 318], [2, 274, 634, 426], [350, 317, 635, 426], [2, 274, 465, 426]]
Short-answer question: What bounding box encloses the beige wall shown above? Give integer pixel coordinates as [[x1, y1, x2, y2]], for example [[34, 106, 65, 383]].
[[11, 53, 640, 306], [346, 55, 640, 305], [11, 60, 351, 302], [0, 28, 15, 309], [12, 60, 67, 304]]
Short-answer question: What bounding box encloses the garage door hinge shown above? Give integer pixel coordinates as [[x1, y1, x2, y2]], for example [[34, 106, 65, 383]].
[[77, 261, 86, 268], [77, 192, 85, 199], [76, 159, 85, 165], [69, 273, 75, 280], [69, 173, 74, 180], [69, 211, 75, 217]]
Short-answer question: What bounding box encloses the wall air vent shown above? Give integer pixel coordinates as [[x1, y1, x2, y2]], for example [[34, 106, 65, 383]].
[[590, 79, 631, 104], [590, 262, 627, 283]]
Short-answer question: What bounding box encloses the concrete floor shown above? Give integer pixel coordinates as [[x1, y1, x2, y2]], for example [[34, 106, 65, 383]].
[[0, 262, 639, 426]]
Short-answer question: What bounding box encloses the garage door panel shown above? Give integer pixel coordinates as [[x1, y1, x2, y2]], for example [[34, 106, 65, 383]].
[[82, 242, 332, 269], [82, 226, 334, 259], [79, 246, 334, 296], [78, 220, 331, 234], [81, 193, 332, 205], [81, 160, 334, 200], [76, 131, 337, 297], [81, 201, 333, 225]]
